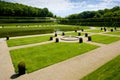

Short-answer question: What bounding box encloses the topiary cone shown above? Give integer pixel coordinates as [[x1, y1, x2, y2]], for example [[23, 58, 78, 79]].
[[18, 61, 26, 75]]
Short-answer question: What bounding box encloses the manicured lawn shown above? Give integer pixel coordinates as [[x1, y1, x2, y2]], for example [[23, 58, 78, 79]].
[[86, 29, 103, 33], [10, 42, 98, 73], [81, 55, 120, 80], [105, 31, 120, 36], [91, 34, 120, 44], [7, 35, 52, 47]]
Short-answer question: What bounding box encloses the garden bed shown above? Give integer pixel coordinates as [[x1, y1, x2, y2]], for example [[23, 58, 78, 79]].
[[10, 42, 98, 73]]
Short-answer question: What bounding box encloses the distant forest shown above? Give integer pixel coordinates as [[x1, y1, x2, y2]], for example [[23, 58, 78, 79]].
[[0, 1, 120, 27], [66, 6, 120, 19], [60, 6, 120, 27], [0, 1, 54, 17]]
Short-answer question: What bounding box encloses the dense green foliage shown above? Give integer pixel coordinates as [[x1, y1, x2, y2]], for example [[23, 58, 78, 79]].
[[10, 43, 98, 73], [7, 35, 52, 47], [67, 6, 120, 19], [60, 6, 120, 27], [0, 1, 53, 17], [0, 1, 55, 23], [81, 55, 120, 80], [91, 34, 120, 44], [0, 27, 54, 38], [0, 24, 88, 38]]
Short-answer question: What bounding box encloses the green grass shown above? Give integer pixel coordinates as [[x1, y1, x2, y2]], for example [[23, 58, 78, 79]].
[[86, 29, 103, 33], [7, 35, 52, 47], [91, 34, 120, 44], [10, 42, 98, 73], [81, 55, 120, 80], [105, 31, 120, 36]]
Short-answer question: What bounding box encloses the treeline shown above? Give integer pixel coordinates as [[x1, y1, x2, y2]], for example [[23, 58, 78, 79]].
[[0, 1, 54, 17], [60, 18, 120, 27], [60, 6, 120, 27], [66, 6, 120, 19]]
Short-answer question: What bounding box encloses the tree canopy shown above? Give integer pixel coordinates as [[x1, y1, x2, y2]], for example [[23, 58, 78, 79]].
[[0, 1, 54, 17], [66, 6, 120, 19], [60, 6, 120, 27]]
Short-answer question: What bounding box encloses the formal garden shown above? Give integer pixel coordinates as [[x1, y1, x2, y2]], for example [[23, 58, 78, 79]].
[[0, 1, 120, 79], [1, 24, 119, 76]]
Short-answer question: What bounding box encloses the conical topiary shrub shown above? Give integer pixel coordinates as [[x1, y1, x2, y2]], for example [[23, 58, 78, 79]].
[[79, 38, 83, 43], [75, 30, 77, 32], [85, 33, 88, 37], [62, 32, 65, 36], [88, 36, 92, 41], [114, 27, 117, 30], [55, 38, 59, 43], [104, 27, 107, 32], [78, 32, 81, 36], [81, 29, 84, 32], [49, 37, 53, 41], [6, 36, 9, 40], [55, 33, 57, 37], [18, 61, 26, 75], [111, 29, 113, 32]]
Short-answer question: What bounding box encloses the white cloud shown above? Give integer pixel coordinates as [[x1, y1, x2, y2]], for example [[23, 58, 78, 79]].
[[3, 0, 120, 17], [76, 0, 120, 12]]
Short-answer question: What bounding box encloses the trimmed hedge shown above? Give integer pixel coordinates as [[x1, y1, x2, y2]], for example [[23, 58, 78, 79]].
[[18, 61, 26, 75], [0, 28, 54, 38]]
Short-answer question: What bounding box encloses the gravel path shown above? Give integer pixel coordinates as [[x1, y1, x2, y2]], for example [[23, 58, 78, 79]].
[[9, 35, 105, 50], [0, 30, 120, 80], [0, 40, 15, 80], [16, 40, 120, 80]]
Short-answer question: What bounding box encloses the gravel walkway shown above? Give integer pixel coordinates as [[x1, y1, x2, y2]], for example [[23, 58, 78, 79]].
[[0, 40, 15, 80], [0, 31, 120, 80], [16, 40, 120, 80]]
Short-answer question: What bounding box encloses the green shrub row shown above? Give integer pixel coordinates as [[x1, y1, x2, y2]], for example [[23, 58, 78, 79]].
[[0, 26, 85, 38], [0, 28, 54, 38]]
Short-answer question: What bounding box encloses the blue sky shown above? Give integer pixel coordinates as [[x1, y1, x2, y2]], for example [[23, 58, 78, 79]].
[[2, 0, 120, 17]]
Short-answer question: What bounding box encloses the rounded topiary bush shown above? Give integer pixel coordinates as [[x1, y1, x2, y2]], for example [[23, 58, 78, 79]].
[[104, 27, 107, 32], [79, 38, 83, 43], [49, 37, 53, 41], [85, 33, 88, 37], [55, 33, 57, 37], [111, 29, 113, 32], [6, 36, 9, 40], [62, 32, 65, 36], [78, 32, 81, 36], [114, 27, 116, 30], [88, 36, 92, 41], [75, 30, 77, 32], [55, 38, 59, 43], [18, 61, 26, 75], [81, 29, 84, 32]]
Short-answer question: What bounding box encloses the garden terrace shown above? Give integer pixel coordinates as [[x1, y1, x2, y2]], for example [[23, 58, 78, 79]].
[[81, 55, 120, 80], [105, 31, 120, 36], [91, 34, 120, 44], [7, 35, 53, 47], [0, 24, 89, 38], [10, 42, 98, 73]]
